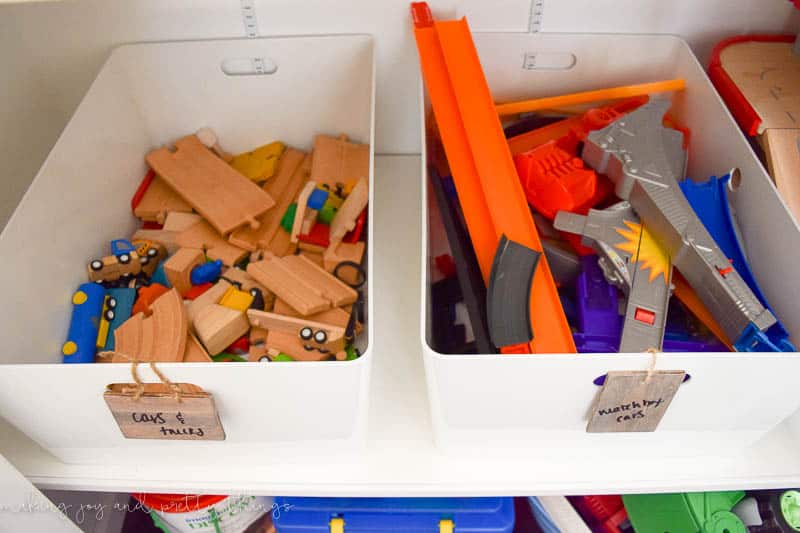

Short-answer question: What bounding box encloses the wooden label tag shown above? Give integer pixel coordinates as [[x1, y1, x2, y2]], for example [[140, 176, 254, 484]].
[[104, 383, 225, 440], [587, 370, 685, 433]]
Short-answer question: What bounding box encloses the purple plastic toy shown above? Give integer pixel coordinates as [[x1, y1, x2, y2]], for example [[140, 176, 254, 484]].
[[573, 256, 620, 352], [573, 256, 726, 353]]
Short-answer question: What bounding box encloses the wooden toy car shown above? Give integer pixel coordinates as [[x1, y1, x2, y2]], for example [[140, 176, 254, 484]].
[[132, 238, 167, 277], [87, 239, 142, 284], [246, 309, 348, 361]]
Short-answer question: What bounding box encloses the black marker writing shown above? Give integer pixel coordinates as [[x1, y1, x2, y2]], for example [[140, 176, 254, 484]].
[[132, 412, 165, 424]]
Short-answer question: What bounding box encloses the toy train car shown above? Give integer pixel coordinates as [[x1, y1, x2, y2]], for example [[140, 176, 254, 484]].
[[62, 282, 106, 364], [95, 294, 116, 350], [101, 287, 136, 351]]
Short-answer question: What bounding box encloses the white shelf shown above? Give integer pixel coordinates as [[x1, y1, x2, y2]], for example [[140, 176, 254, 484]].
[[2, 155, 800, 495]]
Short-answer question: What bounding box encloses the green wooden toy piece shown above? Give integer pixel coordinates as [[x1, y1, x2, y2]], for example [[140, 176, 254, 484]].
[[280, 203, 297, 233], [318, 203, 338, 225]]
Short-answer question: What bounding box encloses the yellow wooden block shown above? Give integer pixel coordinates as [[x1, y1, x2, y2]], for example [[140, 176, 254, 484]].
[[342, 178, 359, 196], [231, 141, 286, 182], [219, 286, 254, 312]]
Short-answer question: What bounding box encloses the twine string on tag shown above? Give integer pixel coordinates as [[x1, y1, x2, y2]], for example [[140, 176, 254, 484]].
[[97, 351, 183, 402], [644, 347, 658, 384]]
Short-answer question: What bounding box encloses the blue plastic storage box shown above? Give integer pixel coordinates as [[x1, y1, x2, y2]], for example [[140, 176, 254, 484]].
[[272, 497, 515, 532]]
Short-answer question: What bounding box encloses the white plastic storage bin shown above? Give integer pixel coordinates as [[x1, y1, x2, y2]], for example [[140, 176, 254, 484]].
[[420, 32, 800, 456], [0, 36, 374, 464]]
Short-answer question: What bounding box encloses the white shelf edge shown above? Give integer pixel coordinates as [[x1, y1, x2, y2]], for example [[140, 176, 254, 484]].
[[2, 155, 800, 495]]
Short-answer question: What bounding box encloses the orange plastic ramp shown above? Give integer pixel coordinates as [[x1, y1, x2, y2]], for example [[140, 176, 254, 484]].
[[411, 2, 575, 354], [412, 5, 496, 280]]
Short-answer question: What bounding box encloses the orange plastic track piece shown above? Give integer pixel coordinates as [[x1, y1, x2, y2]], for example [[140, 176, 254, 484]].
[[507, 96, 648, 156], [495, 78, 686, 116], [412, 2, 575, 354], [672, 271, 733, 350], [412, 5, 495, 280]]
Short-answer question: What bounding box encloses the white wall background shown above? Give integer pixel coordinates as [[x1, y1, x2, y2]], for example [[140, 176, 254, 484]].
[[0, 0, 797, 225]]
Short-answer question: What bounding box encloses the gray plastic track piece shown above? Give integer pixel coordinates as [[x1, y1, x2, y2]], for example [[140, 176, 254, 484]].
[[583, 100, 776, 343], [487, 235, 540, 348]]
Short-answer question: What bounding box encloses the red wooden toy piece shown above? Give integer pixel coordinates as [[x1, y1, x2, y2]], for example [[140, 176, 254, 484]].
[[184, 282, 213, 301], [343, 209, 366, 244]]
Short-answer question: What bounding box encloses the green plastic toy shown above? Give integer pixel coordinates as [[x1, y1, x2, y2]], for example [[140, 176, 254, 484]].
[[781, 490, 800, 531], [623, 491, 746, 533], [345, 345, 359, 361]]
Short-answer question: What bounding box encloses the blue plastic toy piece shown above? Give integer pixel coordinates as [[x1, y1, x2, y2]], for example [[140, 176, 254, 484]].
[[680, 173, 795, 351], [190, 259, 223, 285], [307, 188, 329, 210], [151, 261, 170, 287], [272, 497, 515, 532], [527, 497, 560, 533], [109, 239, 136, 257], [734, 322, 786, 352], [62, 283, 106, 363], [103, 287, 136, 351]]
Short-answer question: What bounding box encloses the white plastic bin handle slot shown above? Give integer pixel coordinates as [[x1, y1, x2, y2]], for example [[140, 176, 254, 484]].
[[221, 57, 278, 76], [522, 52, 576, 70]]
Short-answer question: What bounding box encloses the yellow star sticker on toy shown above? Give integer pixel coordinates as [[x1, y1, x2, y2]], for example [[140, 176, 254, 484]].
[[615, 220, 670, 283]]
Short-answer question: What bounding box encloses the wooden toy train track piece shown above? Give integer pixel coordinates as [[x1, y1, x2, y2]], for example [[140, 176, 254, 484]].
[[309, 134, 370, 186], [247, 254, 358, 316], [146, 135, 276, 235], [112, 288, 187, 363], [229, 149, 310, 252]]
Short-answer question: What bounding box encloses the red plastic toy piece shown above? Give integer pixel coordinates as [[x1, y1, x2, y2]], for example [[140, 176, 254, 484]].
[[226, 335, 250, 355], [131, 169, 156, 213], [514, 137, 601, 220], [411, 1, 434, 27], [569, 495, 629, 533], [298, 222, 331, 248], [500, 343, 530, 354], [708, 34, 795, 136], [663, 113, 691, 149], [184, 282, 213, 301], [513, 134, 613, 255], [343, 209, 366, 244], [634, 306, 657, 325], [508, 96, 648, 156], [435, 254, 457, 278], [717, 265, 734, 277]]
